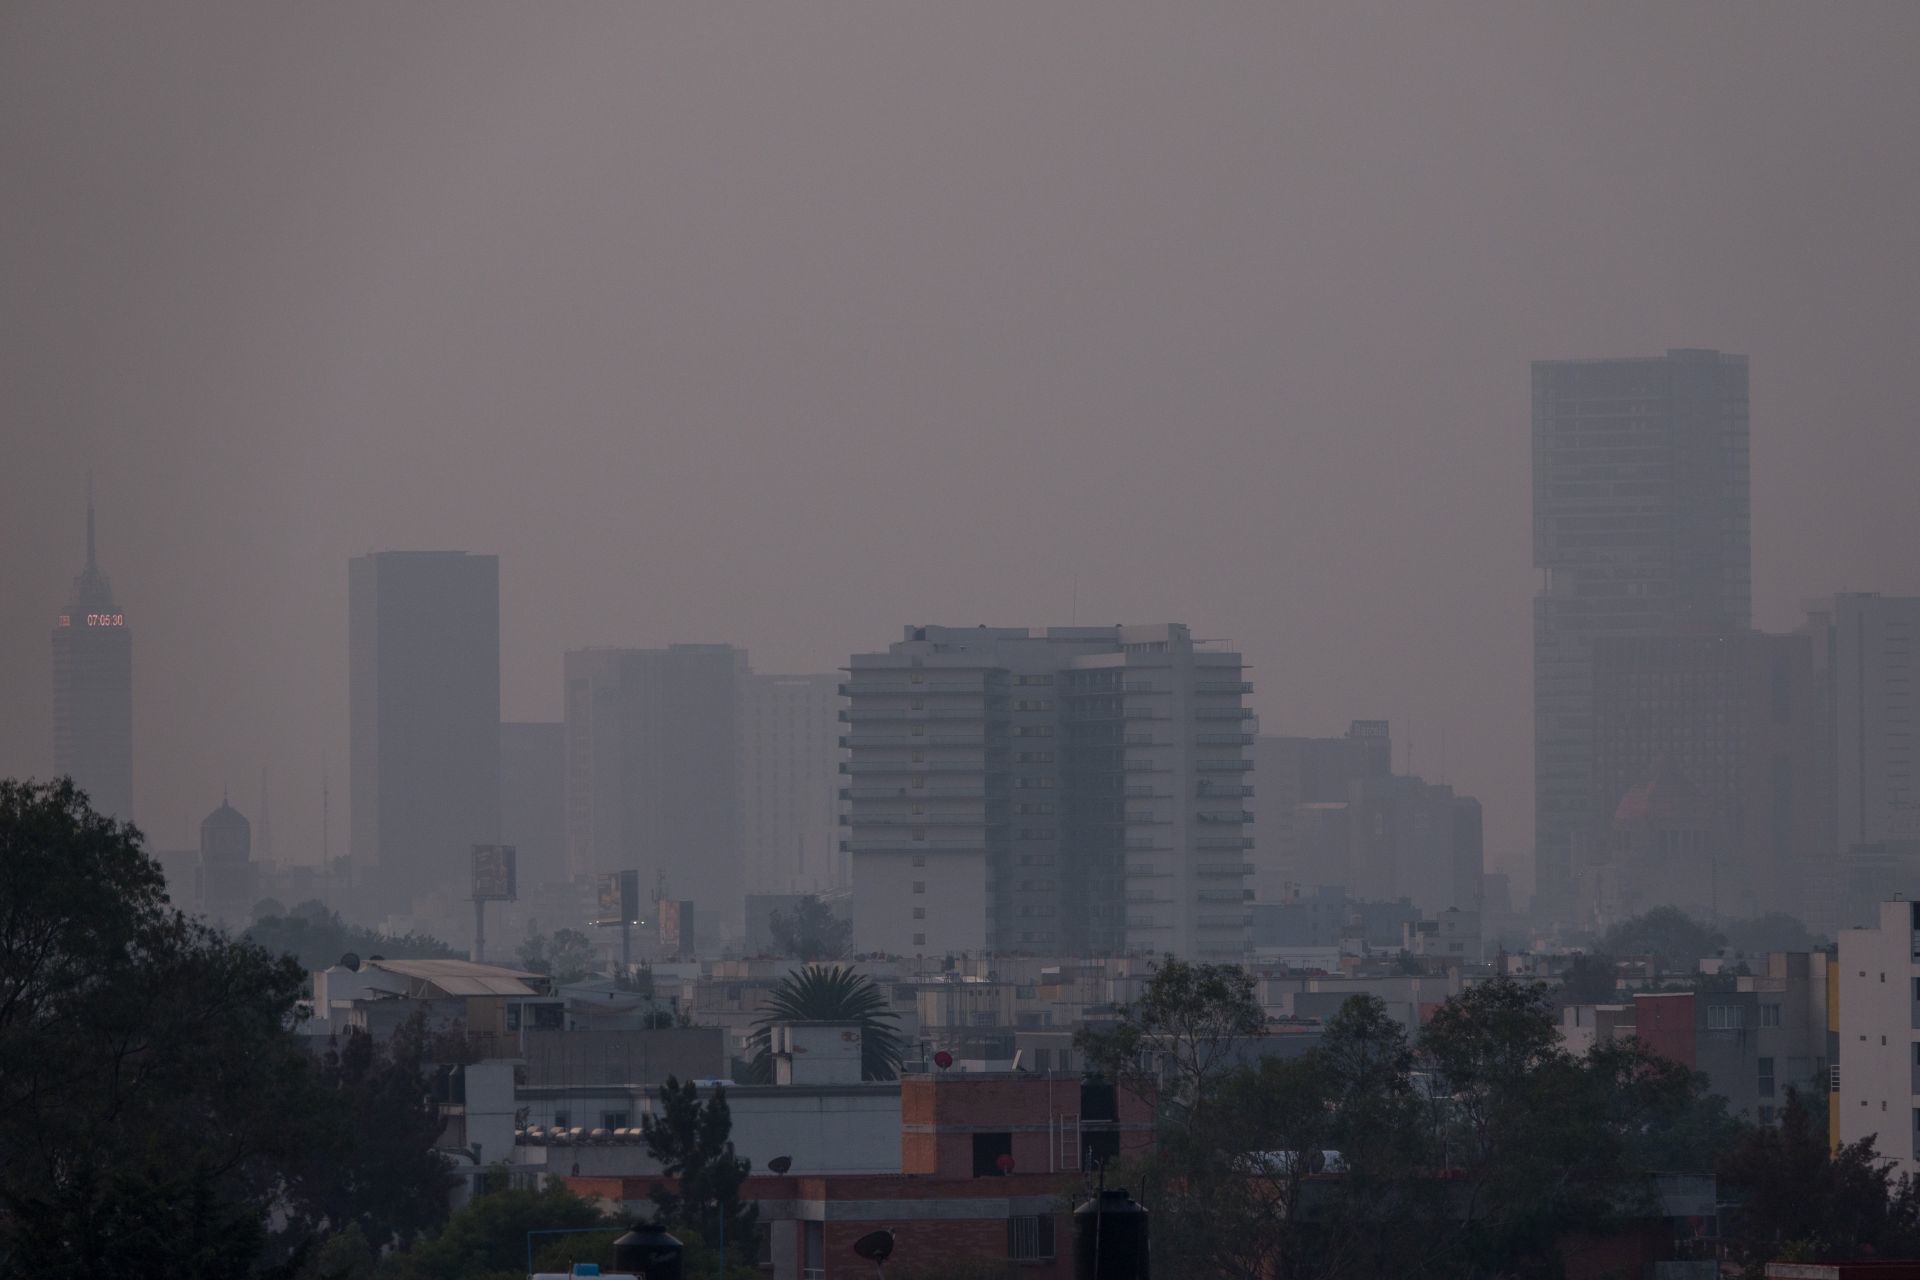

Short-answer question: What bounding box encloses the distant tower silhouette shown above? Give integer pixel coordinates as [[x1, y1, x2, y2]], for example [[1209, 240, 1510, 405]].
[[51, 479, 133, 820]]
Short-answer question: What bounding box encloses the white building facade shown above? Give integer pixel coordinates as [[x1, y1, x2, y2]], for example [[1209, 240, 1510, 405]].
[[1838, 900, 1920, 1175]]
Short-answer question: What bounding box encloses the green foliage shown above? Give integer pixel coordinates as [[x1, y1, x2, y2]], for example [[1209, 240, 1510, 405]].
[[0, 779, 454, 1278], [767, 894, 852, 961], [641, 1077, 756, 1261], [247, 899, 457, 975], [1717, 1087, 1920, 1269], [1558, 951, 1619, 1004], [283, 1018, 457, 1251], [372, 1180, 615, 1280], [517, 927, 600, 985], [1723, 912, 1819, 956], [1074, 955, 1265, 1125], [1121, 973, 1763, 1279], [743, 964, 906, 1082], [1600, 906, 1726, 974]]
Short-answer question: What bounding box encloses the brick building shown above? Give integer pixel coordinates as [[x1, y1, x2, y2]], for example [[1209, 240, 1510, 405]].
[[571, 1071, 1153, 1279]]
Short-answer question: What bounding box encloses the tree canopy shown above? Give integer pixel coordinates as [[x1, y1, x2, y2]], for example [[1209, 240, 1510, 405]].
[[767, 895, 852, 961], [246, 899, 457, 975], [743, 964, 905, 1082], [1600, 906, 1726, 973], [0, 779, 454, 1277], [516, 927, 601, 985]]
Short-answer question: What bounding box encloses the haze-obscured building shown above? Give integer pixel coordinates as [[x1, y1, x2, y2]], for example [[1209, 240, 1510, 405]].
[[500, 721, 566, 892], [1532, 349, 1751, 921], [740, 672, 843, 894], [348, 551, 501, 908], [562, 644, 744, 917], [1583, 630, 1821, 926], [198, 797, 256, 927], [1252, 721, 1482, 916], [51, 492, 132, 821], [841, 624, 1253, 959]]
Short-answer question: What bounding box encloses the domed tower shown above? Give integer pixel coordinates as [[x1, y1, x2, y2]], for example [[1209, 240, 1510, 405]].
[[199, 796, 256, 926]]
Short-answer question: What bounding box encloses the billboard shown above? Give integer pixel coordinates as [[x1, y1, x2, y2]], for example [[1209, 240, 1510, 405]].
[[658, 898, 694, 955], [597, 870, 641, 923], [471, 844, 518, 901]]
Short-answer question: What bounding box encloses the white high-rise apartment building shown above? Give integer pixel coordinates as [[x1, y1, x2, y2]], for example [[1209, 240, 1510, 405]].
[[841, 624, 1253, 959], [739, 672, 843, 894], [1837, 900, 1920, 1176]]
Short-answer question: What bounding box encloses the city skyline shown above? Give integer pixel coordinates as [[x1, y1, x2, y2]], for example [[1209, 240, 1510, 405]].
[[6, 7, 1920, 900]]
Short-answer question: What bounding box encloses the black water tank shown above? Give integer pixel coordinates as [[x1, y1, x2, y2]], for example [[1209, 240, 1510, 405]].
[[612, 1224, 683, 1279], [1075, 1188, 1149, 1280]]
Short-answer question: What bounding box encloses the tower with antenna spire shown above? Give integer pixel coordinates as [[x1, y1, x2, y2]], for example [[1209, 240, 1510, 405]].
[[52, 479, 133, 820]]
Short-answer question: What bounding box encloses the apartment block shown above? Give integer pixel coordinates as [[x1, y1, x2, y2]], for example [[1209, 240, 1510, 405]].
[[841, 624, 1253, 959], [1838, 901, 1920, 1176]]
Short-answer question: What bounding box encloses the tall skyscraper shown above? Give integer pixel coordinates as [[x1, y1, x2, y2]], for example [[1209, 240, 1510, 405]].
[[1532, 349, 1750, 920], [841, 624, 1253, 959], [348, 551, 500, 908], [739, 672, 843, 895], [52, 488, 132, 821], [563, 645, 743, 918]]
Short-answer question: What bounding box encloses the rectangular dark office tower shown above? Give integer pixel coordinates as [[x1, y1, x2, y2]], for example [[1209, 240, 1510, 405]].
[[348, 551, 501, 907], [1532, 349, 1750, 921]]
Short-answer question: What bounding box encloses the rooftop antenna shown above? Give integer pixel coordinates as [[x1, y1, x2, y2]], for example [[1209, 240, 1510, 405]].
[[85, 471, 97, 570]]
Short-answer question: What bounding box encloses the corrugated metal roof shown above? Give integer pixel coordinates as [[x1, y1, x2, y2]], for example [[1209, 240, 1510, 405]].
[[369, 958, 546, 997]]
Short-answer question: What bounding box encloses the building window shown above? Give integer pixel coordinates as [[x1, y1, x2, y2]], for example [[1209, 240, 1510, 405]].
[[912, 933, 926, 947], [601, 1110, 629, 1130], [1759, 1106, 1776, 1125], [913, 907, 926, 919], [913, 881, 926, 893], [553, 1111, 570, 1130], [972, 1131, 1013, 1177], [1760, 1003, 1781, 1028], [1758, 1058, 1775, 1098], [1707, 1005, 1745, 1031], [1008, 1214, 1056, 1260], [912, 856, 926, 868]]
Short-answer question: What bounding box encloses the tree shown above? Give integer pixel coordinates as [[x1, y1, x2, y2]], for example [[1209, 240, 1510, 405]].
[[247, 901, 457, 975], [642, 1076, 756, 1263], [1717, 1087, 1920, 1268], [743, 964, 905, 1082], [1074, 956, 1265, 1129], [373, 1179, 615, 1280], [767, 895, 851, 961], [517, 928, 600, 985], [283, 1017, 455, 1251], [253, 895, 287, 921], [1723, 912, 1818, 957], [1558, 952, 1619, 1004], [0, 780, 454, 1278], [1600, 906, 1726, 974]]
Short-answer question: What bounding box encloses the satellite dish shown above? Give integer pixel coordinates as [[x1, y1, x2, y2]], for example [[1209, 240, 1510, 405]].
[[339, 952, 360, 971], [933, 1050, 954, 1070], [767, 1155, 792, 1174], [852, 1228, 895, 1262]]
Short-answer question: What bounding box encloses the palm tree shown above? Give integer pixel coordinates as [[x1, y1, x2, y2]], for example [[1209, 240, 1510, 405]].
[[743, 964, 906, 1083]]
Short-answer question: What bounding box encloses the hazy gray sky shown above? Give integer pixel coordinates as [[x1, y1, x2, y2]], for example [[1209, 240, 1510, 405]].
[[4, 4, 1918, 891]]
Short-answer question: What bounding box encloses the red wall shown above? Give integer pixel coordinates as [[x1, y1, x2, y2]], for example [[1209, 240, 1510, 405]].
[[1632, 992, 1697, 1069]]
